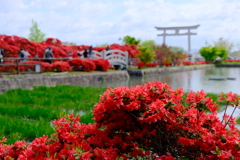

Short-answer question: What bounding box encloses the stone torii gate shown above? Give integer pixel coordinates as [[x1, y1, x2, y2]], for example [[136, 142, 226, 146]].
[[155, 24, 200, 53]]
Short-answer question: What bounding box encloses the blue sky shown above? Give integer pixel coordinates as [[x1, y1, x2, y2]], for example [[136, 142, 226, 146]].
[[1, 0, 240, 52]]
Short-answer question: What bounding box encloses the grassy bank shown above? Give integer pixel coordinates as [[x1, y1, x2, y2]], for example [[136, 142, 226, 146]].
[[0, 85, 105, 144]]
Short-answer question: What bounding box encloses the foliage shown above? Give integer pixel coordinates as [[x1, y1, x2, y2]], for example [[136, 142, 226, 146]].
[[199, 46, 229, 62], [140, 40, 155, 53], [119, 35, 141, 45], [153, 43, 171, 67], [0, 81, 239, 159], [169, 46, 185, 54], [169, 46, 187, 66], [28, 19, 46, 43], [136, 46, 155, 66]]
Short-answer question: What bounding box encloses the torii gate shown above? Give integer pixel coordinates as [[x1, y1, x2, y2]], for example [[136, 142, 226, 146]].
[[155, 24, 200, 53]]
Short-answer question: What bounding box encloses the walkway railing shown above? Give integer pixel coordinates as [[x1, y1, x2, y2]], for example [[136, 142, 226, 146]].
[[0, 52, 132, 74], [78, 49, 129, 69]]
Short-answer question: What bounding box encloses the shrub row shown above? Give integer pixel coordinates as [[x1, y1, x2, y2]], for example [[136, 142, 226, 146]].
[[0, 58, 110, 72]]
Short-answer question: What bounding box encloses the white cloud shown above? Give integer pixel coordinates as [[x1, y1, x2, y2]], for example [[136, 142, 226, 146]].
[[1, 0, 240, 51]]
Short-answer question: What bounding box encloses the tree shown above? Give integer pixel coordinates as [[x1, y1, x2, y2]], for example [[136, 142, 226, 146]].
[[140, 40, 155, 49], [28, 19, 46, 43], [119, 36, 141, 45], [169, 46, 187, 66], [199, 46, 229, 62], [136, 46, 155, 65], [152, 44, 168, 67]]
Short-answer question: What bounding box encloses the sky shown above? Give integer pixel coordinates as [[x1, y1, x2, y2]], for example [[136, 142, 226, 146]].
[[1, 0, 240, 53]]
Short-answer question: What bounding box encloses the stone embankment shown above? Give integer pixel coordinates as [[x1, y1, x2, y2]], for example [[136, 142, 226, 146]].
[[0, 71, 129, 93], [0, 64, 213, 92], [215, 64, 240, 67], [127, 64, 213, 76]]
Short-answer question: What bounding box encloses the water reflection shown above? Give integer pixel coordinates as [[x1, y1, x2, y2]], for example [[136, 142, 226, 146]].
[[86, 67, 240, 95]]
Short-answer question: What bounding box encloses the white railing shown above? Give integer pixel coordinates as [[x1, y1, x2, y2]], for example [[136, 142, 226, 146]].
[[79, 50, 128, 69]]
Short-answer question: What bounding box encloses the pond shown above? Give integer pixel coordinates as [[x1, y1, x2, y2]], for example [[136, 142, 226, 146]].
[[91, 67, 240, 94]]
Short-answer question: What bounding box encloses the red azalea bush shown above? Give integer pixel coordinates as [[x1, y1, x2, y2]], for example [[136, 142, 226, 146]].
[[164, 62, 172, 66], [0, 34, 142, 61], [225, 59, 240, 63], [0, 61, 17, 73], [137, 62, 144, 68], [146, 62, 159, 67], [68, 59, 96, 72], [52, 61, 72, 72], [68, 59, 83, 71], [81, 59, 96, 72], [197, 61, 207, 65], [40, 62, 53, 72], [0, 81, 239, 159], [183, 61, 195, 65], [93, 81, 240, 159], [137, 62, 158, 68], [20, 61, 42, 72], [91, 59, 110, 71]]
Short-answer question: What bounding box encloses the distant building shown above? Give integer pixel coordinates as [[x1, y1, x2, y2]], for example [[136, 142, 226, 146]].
[[62, 41, 76, 46], [188, 53, 205, 62]]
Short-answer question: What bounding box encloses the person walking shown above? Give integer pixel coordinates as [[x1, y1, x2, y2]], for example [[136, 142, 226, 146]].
[[89, 45, 93, 58], [83, 49, 88, 58], [44, 46, 54, 64], [106, 45, 110, 51], [0, 48, 4, 64], [34, 53, 40, 61], [19, 48, 28, 63]]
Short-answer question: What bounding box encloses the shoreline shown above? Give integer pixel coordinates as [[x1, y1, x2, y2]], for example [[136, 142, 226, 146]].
[[0, 64, 214, 92]]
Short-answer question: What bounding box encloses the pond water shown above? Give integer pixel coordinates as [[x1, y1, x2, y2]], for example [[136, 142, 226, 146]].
[[91, 67, 240, 95]]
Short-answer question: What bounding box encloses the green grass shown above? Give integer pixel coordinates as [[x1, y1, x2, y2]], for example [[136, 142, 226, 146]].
[[0, 115, 54, 144], [0, 85, 106, 144]]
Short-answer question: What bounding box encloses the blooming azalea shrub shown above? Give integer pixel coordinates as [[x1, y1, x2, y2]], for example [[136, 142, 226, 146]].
[[93, 81, 240, 159], [164, 62, 172, 66], [137, 62, 159, 68], [137, 62, 144, 68], [68, 59, 83, 71], [68, 59, 96, 72], [0, 62, 18, 73], [91, 59, 110, 71], [0, 35, 141, 61], [145, 62, 159, 67], [52, 61, 72, 72], [225, 59, 240, 63], [68, 59, 110, 71], [0, 81, 239, 159], [197, 61, 207, 65], [0, 61, 53, 72], [81, 59, 96, 72], [40, 62, 53, 72], [183, 61, 195, 65]]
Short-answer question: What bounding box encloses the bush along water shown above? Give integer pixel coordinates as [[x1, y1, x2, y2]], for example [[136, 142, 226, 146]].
[[0, 81, 239, 159]]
